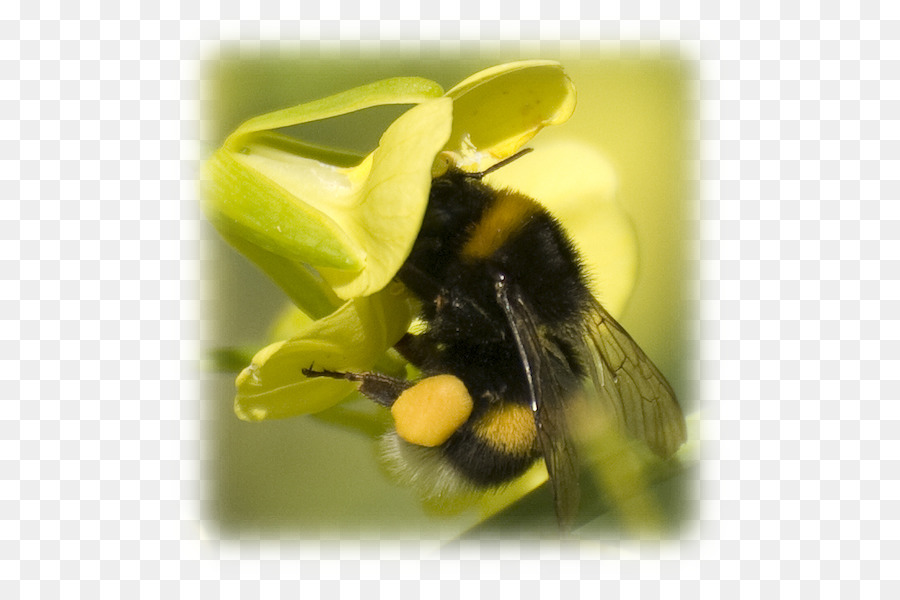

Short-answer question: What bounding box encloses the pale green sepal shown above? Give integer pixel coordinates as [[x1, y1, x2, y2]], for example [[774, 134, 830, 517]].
[[216, 226, 342, 320], [203, 148, 365, 271], [241, 131, 365, 168]]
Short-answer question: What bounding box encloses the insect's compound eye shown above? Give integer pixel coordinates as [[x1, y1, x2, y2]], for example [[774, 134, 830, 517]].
[[492, 270, 508, 293]]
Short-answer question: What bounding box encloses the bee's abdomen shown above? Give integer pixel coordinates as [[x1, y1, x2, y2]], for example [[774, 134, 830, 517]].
[[441, 400, 540, 486]]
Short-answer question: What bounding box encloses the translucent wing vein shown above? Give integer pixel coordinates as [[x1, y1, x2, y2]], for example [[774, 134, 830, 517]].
[[582, 299, 686, 458]]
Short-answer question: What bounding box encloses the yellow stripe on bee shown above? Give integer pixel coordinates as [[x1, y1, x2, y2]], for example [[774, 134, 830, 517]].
[[473, 402, 537, 455], [461, 190, 540, 260]]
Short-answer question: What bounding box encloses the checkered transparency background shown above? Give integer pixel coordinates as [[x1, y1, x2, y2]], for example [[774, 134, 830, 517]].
[[2, 1, 896, 596]]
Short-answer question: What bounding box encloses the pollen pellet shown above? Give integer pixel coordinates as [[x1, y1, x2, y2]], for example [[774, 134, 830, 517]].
[[391, 375, 474, 447]]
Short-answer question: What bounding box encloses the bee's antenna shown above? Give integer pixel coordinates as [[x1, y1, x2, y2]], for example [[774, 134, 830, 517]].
[[468, 148, 534, 180]]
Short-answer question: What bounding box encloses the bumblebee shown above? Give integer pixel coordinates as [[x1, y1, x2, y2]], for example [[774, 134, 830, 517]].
[[305, 150, 686, 528]]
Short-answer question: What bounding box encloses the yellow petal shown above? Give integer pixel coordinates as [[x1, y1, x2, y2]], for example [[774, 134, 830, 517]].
[[203, 78, 452, 310], [224, 76, 444, 149], [484, 138, 637, 317], [234, 283, 417, 421], [443, 60, 577, 171], [314, 97, 454, 298]]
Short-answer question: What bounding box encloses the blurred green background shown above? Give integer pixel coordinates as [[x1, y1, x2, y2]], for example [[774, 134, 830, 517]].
[[202, 53, 692, 538]]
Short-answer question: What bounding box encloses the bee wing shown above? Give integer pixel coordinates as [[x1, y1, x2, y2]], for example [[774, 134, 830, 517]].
[[495, 277, 581, 529], [581, 298, 687, 458]]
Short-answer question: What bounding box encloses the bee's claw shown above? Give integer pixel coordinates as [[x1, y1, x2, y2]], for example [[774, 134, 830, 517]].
[[302, 366, 355, 380]]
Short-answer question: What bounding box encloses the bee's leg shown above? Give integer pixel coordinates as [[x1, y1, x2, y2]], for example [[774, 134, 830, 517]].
[[302, 367, 411, 407], [393, 332, 441, 368]]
